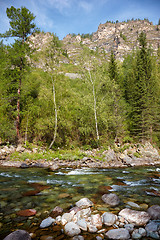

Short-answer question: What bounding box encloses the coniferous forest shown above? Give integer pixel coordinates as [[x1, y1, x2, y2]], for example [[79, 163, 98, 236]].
[[0, 6, 160, 149]]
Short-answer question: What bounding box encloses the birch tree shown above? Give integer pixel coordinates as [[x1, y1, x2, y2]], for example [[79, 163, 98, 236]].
[[45, 34, 65, 148]]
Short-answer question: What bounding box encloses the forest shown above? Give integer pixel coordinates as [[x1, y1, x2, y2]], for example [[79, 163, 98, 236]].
[[0, 6, 160, 149]]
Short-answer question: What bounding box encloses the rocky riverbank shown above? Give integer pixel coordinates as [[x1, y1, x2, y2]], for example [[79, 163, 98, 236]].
[[0, 142, 160, 169], [3, 196, 160, 240]]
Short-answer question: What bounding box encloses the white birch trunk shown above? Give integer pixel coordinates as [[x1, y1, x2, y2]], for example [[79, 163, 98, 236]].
[[88, 70, 99, 141], [24, 112, 29, 146], [49, 76, 58, 149]]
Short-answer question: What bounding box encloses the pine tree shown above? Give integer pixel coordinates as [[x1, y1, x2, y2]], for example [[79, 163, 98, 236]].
[[0, 6, 38, 142]]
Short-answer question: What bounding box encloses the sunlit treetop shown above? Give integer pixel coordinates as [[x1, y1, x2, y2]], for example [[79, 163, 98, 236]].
[[1, 6, 38, 41]]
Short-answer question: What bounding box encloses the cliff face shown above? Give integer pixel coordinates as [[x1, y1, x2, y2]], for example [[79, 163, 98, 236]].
[[91, 20, 159, 60], [62, 20, 160, 61], [29, 20, 160, 67]]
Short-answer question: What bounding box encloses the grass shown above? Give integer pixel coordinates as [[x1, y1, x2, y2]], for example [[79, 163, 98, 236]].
[[9, 148, 88, 162]]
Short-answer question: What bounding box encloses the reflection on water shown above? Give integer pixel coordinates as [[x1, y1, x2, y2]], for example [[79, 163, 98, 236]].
[[0, 165, 160, 238]]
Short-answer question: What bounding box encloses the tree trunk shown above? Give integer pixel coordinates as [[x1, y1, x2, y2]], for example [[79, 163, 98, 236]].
[[25, 111, 29, 146], [49, 76, 58, 149], [16, 78, 21, 141], [88, 70, 99, 141]]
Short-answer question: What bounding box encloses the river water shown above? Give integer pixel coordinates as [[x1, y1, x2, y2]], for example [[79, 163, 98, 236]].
[[0, 166, 160, 239]]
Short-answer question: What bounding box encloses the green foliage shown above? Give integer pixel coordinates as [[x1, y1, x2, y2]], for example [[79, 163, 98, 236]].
[[1, 6, 38, 41], [108, 51, 118, 81], [133, 152, 141, 158], [122, 32, 160, 143], [81, 33, 93, 40], [120, 32, 127, 41], [0, 8, 160, 149]]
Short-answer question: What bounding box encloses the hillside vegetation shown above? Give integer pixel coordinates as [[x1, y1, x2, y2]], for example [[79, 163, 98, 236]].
[[0, 7, 160, 149]]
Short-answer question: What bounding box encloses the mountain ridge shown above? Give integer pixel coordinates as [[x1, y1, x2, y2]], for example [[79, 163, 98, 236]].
[[29, 19, 160, 69]]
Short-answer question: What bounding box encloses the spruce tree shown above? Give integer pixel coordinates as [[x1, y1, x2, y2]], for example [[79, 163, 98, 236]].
[[108, 50, 117, 81], [123, 32, 159, 142]]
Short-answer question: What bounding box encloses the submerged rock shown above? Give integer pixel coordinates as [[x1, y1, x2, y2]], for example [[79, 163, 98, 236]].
[[64, 222, 81, 237], [75, 198, 93, 209], [105, 228, 130, 240], [16, 209, 36, 217], [40, 217, 55, 228], [50, 206, 63, 218], [147, 205, 160, 220], [3, 230, 31, 240], [119, 208, 150, 226], [102, 193, 120, 206], [126, 201, 140, 209]]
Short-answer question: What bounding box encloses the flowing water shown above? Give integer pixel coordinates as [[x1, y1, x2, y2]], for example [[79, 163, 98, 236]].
[[0, 165, 160, 239]]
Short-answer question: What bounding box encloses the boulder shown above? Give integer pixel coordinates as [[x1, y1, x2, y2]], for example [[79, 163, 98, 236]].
[[3, 230, 31, 240], [40, 217, 55, 228], [64, 222, 81, 237], [147, 205, 160, 220], [75, 198, 93, 209], [105, 228, 130, 240], [119, 208, 150, 226], [102, 193, 120, 206], [102, 212, 116, 226]]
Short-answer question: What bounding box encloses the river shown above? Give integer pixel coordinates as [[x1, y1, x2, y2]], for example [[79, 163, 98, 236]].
[[0, 166, 160, 239]]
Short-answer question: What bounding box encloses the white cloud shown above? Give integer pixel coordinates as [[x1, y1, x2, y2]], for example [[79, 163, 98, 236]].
[[40, 0, 72, 14], [79, 1, 93, 13]]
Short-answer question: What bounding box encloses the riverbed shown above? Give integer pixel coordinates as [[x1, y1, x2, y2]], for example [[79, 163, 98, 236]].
[[0, 166, 160, 239]]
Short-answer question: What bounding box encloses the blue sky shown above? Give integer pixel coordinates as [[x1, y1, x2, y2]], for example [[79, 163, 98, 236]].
[[0, 0, 160, 40]]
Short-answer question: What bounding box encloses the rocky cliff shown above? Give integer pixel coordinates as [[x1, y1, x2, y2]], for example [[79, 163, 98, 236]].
[[29, 20, 160, 67]]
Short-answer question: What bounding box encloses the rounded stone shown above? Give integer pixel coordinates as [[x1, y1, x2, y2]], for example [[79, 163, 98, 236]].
[[102, 193, 120, 206], [64, 222, 81, 237], [119, 208, 150, 226], [91, 214, 102, 229], [102, 212, 117, 226], [75, 198, 93, 209], [72, 236, 84, 240], [16, 209, 37, 217], [40, 217, 55, 228], [105, 228, 130, 240], [77, 219, 87, 231], [3, 230, 31, 240], [147, 205, 160, 220], [50, 206, 63, 218]]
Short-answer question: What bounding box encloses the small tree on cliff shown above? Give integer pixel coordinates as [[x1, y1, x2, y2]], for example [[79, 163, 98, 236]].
[[1, 6, 38, 142]]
